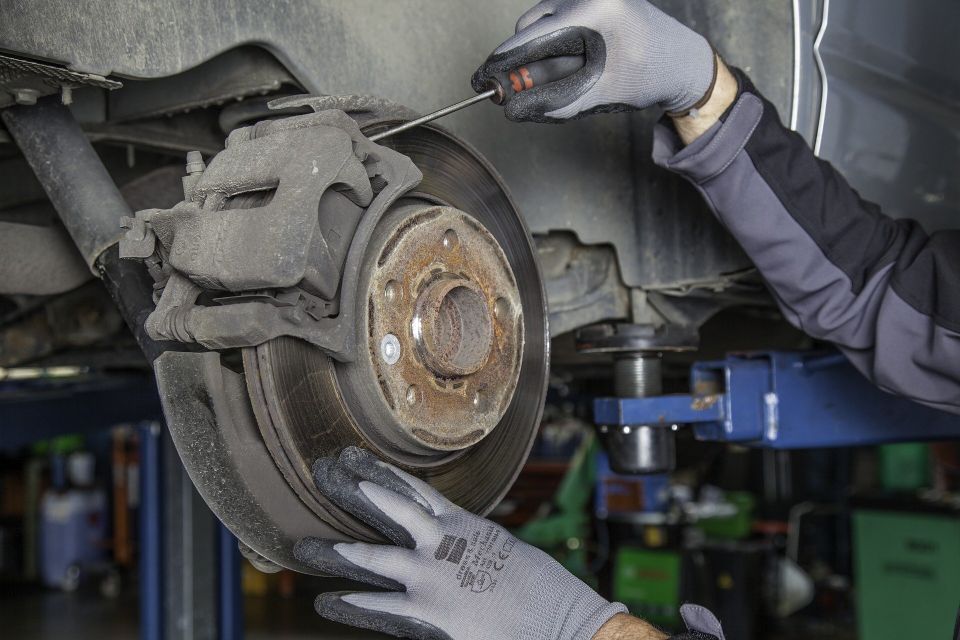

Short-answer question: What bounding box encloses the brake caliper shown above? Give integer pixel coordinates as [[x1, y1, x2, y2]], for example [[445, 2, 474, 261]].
[[120, 103, 422, 361]]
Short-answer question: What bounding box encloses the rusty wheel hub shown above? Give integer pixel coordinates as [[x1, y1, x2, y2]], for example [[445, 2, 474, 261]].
[[364, 205, 523, 452]]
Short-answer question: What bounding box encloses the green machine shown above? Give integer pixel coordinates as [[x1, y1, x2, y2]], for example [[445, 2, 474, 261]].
[[514, 438, 598, 584], [612, 547, 682, 628], [854, 509, 960, 640]]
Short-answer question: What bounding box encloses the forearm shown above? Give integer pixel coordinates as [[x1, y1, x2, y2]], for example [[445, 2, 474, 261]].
[[593, 613, 668, 640], [653, 62, 960, 412]]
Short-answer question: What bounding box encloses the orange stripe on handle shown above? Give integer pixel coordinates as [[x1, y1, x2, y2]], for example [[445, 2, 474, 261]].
[[519, 67, 534, 90]]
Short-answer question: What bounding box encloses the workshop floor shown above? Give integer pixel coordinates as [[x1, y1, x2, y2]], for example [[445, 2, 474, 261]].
[[2, 588, 390, 639]]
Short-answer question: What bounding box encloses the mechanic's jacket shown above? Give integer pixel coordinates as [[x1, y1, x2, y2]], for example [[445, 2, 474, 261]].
[[652, 69, 960, 415]]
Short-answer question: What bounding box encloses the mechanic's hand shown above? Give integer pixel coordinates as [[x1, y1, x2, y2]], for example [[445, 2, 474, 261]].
[[472, 0, 716, 123], [294, 446, 626, 640]]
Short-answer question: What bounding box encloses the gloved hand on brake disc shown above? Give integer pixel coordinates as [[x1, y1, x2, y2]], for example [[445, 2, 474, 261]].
[[294, 446, 627, 640], [472, 0, 717, 122]]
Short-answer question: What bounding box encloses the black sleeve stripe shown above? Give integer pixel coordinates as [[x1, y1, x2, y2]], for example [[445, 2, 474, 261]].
[[889, 230, 960, 334], [734, 69, 913, 293], [733, 68, 960, 331]]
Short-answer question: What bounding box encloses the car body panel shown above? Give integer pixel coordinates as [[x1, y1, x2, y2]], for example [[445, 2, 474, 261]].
[[1, 0, 954, 292]]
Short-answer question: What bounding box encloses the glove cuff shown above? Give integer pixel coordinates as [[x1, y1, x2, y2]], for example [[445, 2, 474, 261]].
[[572, 600, 630, 640], [665, 47, 719, 118], [520, 559, 628, 640], [658, 30, 717, 115]]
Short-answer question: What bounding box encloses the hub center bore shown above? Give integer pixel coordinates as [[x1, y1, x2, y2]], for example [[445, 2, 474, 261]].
[[413, 278, 493, 378]]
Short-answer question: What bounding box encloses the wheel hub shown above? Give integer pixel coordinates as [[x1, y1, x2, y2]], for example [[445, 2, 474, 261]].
[[364, 205, 523, 452]]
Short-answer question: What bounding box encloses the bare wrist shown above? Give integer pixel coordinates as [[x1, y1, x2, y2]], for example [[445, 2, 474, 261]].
[[592, 613, 669, 640], [669, 54, 738, 145]]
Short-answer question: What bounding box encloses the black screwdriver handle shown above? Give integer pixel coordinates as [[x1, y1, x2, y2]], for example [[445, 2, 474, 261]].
[[486, 55, 586, 105]]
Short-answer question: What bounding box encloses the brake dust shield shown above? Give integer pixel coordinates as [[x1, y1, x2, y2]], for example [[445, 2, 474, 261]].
[[154, 100, 548, 572]]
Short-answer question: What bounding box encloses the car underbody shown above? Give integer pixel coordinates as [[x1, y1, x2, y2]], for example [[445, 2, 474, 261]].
[[1, 0, 956, 573]]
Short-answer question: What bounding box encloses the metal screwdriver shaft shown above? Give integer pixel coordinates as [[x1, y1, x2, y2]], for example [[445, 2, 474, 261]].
[[367, 89, 497, 142], [367, 56, 584, 142]]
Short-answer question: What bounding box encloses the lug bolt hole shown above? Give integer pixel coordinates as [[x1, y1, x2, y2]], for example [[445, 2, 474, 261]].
[[405, 385, 420, 406], [442, 229, 459, 251], [384, 280, 400, 303]]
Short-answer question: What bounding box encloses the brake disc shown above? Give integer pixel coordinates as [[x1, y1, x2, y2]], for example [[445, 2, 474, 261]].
[[152, 99, 550, 562], [140, 96, 548, 568]]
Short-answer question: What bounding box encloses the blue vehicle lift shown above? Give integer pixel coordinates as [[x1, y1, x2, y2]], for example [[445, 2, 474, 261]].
[[595, 351, 960, 448], [139, 421, 243, 640]]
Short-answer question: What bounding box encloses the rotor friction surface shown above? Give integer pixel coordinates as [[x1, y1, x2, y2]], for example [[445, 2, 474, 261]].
[[243, 123, 548, 537]]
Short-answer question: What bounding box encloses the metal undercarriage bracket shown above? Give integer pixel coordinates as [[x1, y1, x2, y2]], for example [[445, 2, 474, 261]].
[[578, 322, 697, 474]]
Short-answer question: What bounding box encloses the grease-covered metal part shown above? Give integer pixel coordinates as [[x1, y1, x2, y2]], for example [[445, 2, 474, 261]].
[[3, 97, 129, 271], [577, 322, 698, 353], [595, 347, 676, 475]]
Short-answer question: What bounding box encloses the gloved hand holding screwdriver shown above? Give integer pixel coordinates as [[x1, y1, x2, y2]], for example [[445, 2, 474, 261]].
[[372, 0, 734, 143], [471, 0, 718, 122]]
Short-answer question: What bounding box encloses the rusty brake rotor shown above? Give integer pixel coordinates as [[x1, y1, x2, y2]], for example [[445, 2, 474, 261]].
[[240, 112, 548, 545]]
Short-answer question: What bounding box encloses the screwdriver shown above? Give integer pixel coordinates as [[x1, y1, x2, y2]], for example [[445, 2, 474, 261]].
[[367, 55, 585, 142]]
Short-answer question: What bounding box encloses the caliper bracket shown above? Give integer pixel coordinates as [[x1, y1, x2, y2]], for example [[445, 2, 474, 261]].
[[120, 100, 423, 361]]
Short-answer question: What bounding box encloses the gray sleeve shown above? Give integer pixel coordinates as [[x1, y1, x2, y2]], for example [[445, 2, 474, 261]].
[[651, 70, 960, 414]]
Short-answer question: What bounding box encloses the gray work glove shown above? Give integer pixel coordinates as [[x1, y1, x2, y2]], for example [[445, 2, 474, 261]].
[[472, 0, 717, 122], [672, 604, 725, 640], [294, 446, 627, 640]]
